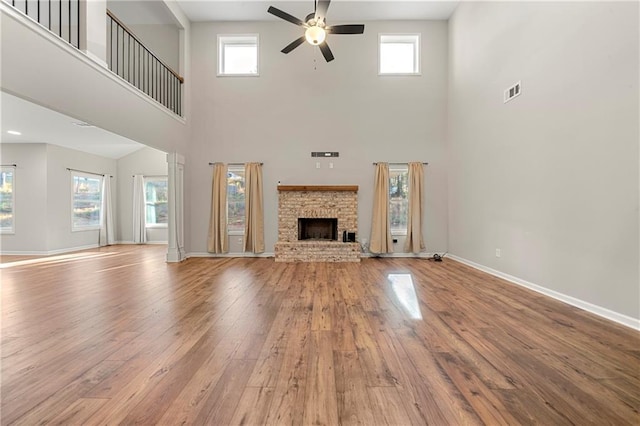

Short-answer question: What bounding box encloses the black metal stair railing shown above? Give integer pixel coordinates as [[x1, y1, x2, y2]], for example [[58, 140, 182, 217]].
[[4, 1, 183, 117], [107, 10, 183, 116], [4, 0, 80, 48]]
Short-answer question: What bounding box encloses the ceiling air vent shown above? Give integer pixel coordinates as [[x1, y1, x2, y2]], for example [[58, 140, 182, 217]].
[[504, 81, 521, 103]]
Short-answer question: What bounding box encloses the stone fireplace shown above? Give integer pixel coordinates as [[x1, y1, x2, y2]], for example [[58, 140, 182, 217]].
[[275, 185, 360, 262]]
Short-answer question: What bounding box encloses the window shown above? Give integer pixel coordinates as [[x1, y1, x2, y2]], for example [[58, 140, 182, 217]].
[[144, 177, 168, 227], [0, 167, 15, 233], [227, 166, 245, 234], [379, 34, 420, 75], [218, 35, 259, 76], [389, 165, 409, 235], [71, 172, 102, 231]]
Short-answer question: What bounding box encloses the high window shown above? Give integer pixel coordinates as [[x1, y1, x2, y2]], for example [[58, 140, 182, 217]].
[[389, 165, 409, 235], [71, 172, 103, 231], [227, 165, 245, 234], [379, 34, 421, 75], [218, 35, 259, 76], [144, 177, 168, 227], [0, 167, 15, 234]]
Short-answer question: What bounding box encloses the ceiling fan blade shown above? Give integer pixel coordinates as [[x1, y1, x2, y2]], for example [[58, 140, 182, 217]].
[[267, 6, 305, 26], [319, 42, 334, 62], [327, 24, 365, 35], [281, 36, 306, 54], [315, 0, 331, 21]]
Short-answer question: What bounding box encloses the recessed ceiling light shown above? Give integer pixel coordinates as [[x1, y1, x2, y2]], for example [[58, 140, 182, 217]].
[[7, 130, 21, 135]]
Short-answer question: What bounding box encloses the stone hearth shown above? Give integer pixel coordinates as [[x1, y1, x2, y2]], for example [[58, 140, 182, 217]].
[[275, 185, 360, 262]]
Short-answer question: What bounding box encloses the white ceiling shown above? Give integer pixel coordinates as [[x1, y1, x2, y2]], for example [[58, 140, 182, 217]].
[[107, 0, 459, 24], [175, 0, 459, 22], [1, 92, 145, 159]]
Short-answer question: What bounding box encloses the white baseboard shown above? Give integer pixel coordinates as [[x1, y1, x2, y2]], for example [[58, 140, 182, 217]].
[[0, 244, 99, 256], [187, 252, 275, 259], [361, 252, 437, 259], [447, 254, 640, 331], [188, 252, 438, 259], [116, 241, 167, 245]]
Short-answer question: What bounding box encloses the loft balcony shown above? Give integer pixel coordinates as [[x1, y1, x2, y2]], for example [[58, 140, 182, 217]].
[[2, 0, 184, 117]]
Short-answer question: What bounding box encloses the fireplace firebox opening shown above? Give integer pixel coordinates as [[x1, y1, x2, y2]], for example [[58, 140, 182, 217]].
[[298, 218, 338, 241]]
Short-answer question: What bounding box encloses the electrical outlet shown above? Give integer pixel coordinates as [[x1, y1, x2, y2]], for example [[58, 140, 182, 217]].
[[495, 248, 501, 258], [329, 162, 334, 169], [316, 162, 320, 169]]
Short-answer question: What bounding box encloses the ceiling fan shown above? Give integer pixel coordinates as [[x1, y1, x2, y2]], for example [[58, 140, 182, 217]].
[[267, 0, 365, 62]]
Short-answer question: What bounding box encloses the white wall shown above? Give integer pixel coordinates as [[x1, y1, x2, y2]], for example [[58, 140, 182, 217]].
[[46, 144, 117, 251], [188, 20, 449, 255], [116, 146, 168, 243], [0, 144, 48, 253], [448, 2, 639, 321], [0, 143, 117, 254]]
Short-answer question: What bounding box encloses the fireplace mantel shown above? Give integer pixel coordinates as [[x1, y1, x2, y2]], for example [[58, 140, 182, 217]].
[[278, 185, 358, 192]]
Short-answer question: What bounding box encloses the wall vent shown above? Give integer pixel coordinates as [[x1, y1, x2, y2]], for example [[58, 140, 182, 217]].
[[311, 152, 339, 157], [504, 81, 521, 103]]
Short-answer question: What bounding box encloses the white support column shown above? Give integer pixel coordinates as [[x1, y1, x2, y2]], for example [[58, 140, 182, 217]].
[[166, 152, 185, 262], [80, 0, 107, 67]]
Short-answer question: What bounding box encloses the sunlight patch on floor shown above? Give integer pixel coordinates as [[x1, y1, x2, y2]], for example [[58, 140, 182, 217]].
[[388, 273, 423, 320], [0, 252, 119, 269]]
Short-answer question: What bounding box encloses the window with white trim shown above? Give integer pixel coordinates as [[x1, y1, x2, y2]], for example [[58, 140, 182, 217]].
[[389, 165, 409, 236], [71, 172, 103, 231], [227, 165, 245, 234], [144, 177, 168, 227], [0, 167, 15, 234], [379, 34, 421, 75], [218, 35, 259, 76]]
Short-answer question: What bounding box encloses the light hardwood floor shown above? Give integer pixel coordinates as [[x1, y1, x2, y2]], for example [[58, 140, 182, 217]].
[[1, 245, 638, 425]]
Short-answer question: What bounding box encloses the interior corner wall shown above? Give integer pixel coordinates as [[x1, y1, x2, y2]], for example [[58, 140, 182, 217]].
[[0, 143, 48, 253], [188, 20, 449, 255], [116, 146, 168, 243], [447, 2, 639, 320]]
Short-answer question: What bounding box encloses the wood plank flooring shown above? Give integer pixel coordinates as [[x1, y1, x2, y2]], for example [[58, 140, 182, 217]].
[[1, 245, 639, 425]]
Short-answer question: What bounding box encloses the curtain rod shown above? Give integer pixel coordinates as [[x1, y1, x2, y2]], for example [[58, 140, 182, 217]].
[[66, 167, 113, 177], [1, 164, 17, 167], [132, 175, 167, 178], [208, 162, 264, 166], [373, 162, 429, 165]]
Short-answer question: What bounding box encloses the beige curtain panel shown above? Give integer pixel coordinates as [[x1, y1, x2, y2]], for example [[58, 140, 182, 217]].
[[244, 162, 265, 253], [370, 162, 394, 254], [207, 163, 229, 253], [404, 162, 425, 253], [132, 174, 147, 244]]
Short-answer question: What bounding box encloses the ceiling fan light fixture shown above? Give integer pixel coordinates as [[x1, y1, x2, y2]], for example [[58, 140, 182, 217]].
[[305, 26, 326, 45]]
